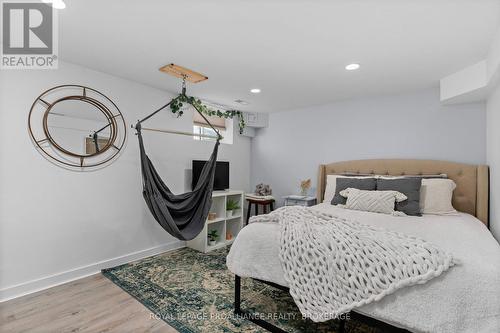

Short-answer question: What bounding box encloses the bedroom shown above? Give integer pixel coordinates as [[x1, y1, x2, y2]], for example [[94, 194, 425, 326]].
[[0, 0, 499, 332]]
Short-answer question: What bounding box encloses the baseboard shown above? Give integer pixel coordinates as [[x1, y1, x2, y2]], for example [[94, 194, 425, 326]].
[[0, 240, 185, 302]]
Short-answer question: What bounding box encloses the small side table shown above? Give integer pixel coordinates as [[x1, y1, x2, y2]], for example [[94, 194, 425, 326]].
[[246, 198, 275, 225], [283, 196, 317, 207]]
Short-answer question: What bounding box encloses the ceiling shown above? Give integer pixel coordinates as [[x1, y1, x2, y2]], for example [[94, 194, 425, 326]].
[[57, 0, 500, 112]]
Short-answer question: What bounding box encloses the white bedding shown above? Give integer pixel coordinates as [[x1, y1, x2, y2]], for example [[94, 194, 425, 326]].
[[226, 203, 500, 333]]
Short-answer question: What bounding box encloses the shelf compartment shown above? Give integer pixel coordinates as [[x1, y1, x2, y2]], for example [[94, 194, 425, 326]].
[[226, 218, 242, 242], [207, 220, 225, 248], [209, 196, 226, 221], [226, 195, 242, 212]]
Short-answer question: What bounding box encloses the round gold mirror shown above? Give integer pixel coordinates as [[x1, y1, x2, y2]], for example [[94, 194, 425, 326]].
[[28, 85, 126, 169]]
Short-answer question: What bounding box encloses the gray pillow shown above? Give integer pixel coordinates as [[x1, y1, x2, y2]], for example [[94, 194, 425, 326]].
[[331, 178, 377, 205], [376, 178, 422, 216]]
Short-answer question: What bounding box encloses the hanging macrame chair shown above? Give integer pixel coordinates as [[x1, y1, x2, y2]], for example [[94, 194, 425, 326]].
[[134, 85, 222, 241]]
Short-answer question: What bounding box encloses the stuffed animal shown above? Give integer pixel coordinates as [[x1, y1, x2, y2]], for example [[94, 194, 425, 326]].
[[255, 183, 272, 196]]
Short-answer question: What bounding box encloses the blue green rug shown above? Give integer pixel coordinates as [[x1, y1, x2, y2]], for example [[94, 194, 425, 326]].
[[102, 247, 381, 333]]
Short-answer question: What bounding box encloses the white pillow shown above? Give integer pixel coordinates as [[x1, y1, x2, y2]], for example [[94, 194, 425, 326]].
[[419, 179, 457, 215], [339, 188, 407, 215], [323, 175, 372, 203], [323, 175, 339, 203]]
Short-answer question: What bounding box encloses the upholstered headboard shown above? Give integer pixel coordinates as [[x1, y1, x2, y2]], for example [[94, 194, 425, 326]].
[[317, 159, 489, 226]]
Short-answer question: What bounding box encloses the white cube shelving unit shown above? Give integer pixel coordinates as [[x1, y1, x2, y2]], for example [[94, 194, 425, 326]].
[[187, 190, 244, 253]]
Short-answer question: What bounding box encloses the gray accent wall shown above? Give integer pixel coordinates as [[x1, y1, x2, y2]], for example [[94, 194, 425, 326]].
[[251, 88, 486, 206]]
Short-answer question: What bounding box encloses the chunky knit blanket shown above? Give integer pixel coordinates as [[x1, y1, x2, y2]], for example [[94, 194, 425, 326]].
[[249, 206, 456, 322]]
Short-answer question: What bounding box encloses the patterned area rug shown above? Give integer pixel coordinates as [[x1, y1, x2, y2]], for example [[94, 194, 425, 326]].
[[102, 247, 381, 333]]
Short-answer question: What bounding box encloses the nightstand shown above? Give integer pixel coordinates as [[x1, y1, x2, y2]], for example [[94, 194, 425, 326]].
[[283, 195, 317, 207]]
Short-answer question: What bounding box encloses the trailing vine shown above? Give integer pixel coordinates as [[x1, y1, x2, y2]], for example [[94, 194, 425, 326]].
[[169, 93, 246, 134]]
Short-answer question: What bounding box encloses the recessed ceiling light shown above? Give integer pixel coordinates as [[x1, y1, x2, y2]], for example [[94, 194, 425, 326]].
[[250, 88, 261, 94], [42, 0, 66, 9], [234, 99, 249, 105], [345, 63, 360, 71]]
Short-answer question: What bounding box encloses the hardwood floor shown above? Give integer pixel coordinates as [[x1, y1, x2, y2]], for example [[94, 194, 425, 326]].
[[0, 274, 178, 333]]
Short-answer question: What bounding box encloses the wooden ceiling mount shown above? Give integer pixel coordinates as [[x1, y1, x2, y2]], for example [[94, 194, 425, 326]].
[[159, 63, 208, 83]]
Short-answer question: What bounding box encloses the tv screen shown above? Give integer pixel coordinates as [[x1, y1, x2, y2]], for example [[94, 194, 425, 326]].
[[192, 160, 229, 191]]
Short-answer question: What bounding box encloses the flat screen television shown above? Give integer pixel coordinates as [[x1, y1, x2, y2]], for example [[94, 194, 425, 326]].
[[192, 160, 229, 191]]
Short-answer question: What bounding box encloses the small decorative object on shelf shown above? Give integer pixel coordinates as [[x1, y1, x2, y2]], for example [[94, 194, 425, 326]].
[[284, 195, 317, 207], [300, 179, 311, 196], [254, 183, 272, 196], [226, 231, 233, 241], [208, 212, 217, 220], [207, 230, 219, 246], [226, 199, 240, 218]]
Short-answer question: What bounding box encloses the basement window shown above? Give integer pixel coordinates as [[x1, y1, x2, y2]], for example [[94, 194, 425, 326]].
[[193, 125, 220, 141], [193, 112, 233, 144]]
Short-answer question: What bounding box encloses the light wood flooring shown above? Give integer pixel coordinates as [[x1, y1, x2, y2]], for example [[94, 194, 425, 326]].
[[0, 274, 177, 333]]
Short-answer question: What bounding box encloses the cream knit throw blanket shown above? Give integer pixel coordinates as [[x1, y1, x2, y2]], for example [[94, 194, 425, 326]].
[[249, 206, 456, 322]]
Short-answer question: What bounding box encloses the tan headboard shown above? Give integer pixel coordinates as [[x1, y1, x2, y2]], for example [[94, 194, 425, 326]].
[[317, 159, 489, 226]]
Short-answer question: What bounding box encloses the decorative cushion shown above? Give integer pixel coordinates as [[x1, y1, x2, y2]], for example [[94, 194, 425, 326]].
[[331, 177, 377, 205], [339, 188, 407, 215], [323, 175, 373, 203], [376, 178, 422, 216], [420, 179, 457, 215]]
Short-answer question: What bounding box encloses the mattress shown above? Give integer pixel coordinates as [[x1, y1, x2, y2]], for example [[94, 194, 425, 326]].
[[226, 203, 500, 333]]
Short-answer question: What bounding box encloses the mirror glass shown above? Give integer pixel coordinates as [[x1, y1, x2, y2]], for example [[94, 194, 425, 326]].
[[46, 99, 112, 156]]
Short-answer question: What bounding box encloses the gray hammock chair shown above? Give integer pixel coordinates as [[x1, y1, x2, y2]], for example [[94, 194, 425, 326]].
[[134, 93, 222, 241]]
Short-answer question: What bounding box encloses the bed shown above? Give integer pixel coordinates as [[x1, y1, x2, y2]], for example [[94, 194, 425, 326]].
[[227, 159, 500, 333]]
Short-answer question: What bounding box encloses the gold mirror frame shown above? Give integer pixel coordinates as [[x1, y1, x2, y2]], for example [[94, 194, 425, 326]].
[[28, 85, 126, 169]]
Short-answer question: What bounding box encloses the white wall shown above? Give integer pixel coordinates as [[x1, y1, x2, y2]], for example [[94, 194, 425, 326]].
[[440, 60, 488, 103], [485, 25, 500, 242], [0, 61, 251, 300], [487, 26, 500, 79], [487, 83, 500, 241], [251, 88, 486, 204]]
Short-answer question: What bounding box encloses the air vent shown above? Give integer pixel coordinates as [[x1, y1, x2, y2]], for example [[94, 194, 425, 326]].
[[234, 99, 249, 105]]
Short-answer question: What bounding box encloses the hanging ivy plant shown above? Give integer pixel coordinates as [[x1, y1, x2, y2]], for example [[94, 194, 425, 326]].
[[169, 93, 246, 134]]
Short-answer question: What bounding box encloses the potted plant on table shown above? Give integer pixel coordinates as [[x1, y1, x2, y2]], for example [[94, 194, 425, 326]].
[[208, 230, 219, 246], [226, 199, 240, 218]]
